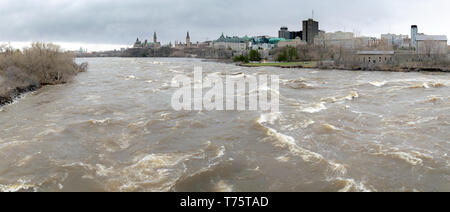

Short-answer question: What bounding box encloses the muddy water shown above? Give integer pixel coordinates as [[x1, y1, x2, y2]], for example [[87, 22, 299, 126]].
[[0, 58, 449, 192]]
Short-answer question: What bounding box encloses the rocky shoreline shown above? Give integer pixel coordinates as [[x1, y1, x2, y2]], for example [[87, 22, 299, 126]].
[[0, 84, 39, 106]]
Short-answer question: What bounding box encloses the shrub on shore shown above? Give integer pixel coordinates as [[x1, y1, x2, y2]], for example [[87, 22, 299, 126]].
[[0, 43, 87, 102], [248, 49, 262, 62], [233, 54, 249, 63], [276, 47, 299, 62]]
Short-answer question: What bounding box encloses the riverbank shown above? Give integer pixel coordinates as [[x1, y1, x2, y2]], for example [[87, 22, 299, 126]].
[[0, 43, 87, 107], [239, 61, 318, 68], [321, 65, 450, 73], [238, 61, 449, 72]]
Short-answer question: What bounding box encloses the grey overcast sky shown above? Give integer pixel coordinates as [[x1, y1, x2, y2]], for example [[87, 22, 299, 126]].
[[0, 0, 449, 50]]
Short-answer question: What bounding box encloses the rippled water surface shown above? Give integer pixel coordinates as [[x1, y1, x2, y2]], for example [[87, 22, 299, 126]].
[[0, 58, 449, 192]]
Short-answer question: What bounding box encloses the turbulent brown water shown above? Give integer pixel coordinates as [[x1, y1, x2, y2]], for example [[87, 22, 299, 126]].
[[0, 57, 449, 192]]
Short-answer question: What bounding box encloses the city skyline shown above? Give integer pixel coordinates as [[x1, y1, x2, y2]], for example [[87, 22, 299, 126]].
[[1, 0, 449, 51]]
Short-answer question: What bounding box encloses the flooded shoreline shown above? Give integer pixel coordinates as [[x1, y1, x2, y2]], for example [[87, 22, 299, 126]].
[[0, 57, 449, 192]]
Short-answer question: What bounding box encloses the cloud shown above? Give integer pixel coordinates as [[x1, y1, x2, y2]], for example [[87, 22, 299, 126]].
[[0, 0, 448, 47]]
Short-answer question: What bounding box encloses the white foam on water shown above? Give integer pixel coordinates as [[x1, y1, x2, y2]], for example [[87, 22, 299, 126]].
[[406, 116, 438, 126], [370, 145, 429, 166], [256, 113, 376, 192], [345, 91, 359, 100], [321, 91, 359, 103], [214, 180, 234, 192], [335, 178, 373, 192], [301, 102, 327, 113], [257, 113, 333, 165], [276, 155, 290, 163], [114, 153, 192, 192], [126, 75, 136, 80], [390, 152, 423, 166], [70, 141, 229, 192], [322, 123, 341, 131], [89, 118, 112, 125], [0, 179, 36, 192], [369, 81, 388, 87], [258, 112, 282, 125], [300, 119, 315, 128]]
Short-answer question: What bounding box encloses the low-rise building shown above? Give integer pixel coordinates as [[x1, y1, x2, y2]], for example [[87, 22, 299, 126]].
[[416, 35, 448, 55], [357, 50, 395, 65]]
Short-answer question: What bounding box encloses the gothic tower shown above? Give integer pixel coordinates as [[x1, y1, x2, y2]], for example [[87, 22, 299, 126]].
[[154, 32, 157, 44], [186, 31, 191, 47]]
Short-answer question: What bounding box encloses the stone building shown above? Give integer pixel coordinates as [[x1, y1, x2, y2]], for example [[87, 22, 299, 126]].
[[357, 51, 395, 65], [186, 31, 191, 48], [132, 32, 161, 49], [212, 33, 249, 51], [133, 38, 142, 48]]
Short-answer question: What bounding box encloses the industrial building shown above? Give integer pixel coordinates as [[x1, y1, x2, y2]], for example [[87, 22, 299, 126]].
[[416, 35, 448, 55], [409, 25, 448, 54], [411, 25, 418, 48]]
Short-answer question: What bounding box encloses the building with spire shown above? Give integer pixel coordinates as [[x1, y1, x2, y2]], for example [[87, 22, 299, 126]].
[[132, 32, 161, 49], [173, 31, 200, 49], [186, 31, 191, 48], [133, 38, 142, 48]]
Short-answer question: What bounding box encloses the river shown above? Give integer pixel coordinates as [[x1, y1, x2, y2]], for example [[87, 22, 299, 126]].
[[0, 57, 449, 192]]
